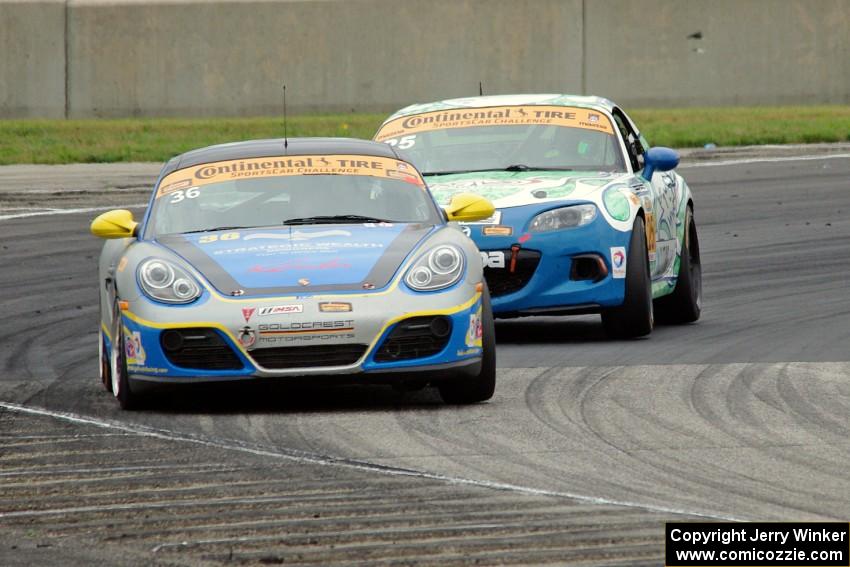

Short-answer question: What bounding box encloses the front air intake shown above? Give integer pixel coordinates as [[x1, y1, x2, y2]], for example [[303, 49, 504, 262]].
[[374, 316, 453, 362], [160, 328, 243, 370]]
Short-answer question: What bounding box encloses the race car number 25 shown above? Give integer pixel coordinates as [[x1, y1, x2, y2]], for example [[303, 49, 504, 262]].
[[481, 251, 505, 269]]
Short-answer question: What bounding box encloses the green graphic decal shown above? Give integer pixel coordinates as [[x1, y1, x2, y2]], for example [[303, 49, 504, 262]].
[[602, 186, 630, 221]]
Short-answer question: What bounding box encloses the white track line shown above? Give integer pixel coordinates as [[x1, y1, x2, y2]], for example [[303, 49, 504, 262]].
[[681, 152, 850, 168], [0, 400, 744, 522], [0, 204, 147, 221]]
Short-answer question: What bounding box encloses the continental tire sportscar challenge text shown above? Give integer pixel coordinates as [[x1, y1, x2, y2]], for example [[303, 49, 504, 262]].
[[91, 138, 497, 409]]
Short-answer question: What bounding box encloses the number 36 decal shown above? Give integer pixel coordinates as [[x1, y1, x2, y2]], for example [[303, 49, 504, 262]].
[[169, 187, 200, 204], [480, 251, 505, 269]]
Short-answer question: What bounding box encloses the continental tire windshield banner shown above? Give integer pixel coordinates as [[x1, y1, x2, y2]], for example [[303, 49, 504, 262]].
[[157, 155, 424, 198], [375, 105, 615, 141]]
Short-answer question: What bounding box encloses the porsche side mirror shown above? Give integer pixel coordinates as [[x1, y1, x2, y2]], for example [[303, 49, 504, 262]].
[[90, 209, 139, 239], [641, 146, 680, 180], [443, 193, 495, 223]]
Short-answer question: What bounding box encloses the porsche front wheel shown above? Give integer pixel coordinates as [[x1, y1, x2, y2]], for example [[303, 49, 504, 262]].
[[438, 286, 496, 404], [110, 300, 141, 410]]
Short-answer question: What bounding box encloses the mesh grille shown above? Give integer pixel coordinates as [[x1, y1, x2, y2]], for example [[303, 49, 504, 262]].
[[374, 316, 452, 362], [160, 328, 243, 370], [250, 344, 368, 369], [484, 249, 541, 297]]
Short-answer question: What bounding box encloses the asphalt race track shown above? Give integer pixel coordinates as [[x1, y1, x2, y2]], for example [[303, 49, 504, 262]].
[[1, 148, 850, 565]]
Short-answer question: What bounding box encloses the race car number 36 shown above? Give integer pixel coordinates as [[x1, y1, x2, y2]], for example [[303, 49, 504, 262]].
[[481, 251, 505, 269]]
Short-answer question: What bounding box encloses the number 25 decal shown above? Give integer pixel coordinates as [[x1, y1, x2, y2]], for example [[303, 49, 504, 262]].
[[383, 135, 417, 150], [169, 187, 200, 204]]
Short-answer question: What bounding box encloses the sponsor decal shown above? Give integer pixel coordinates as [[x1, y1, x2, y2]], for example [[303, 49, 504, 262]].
[[117, 257, 128, 272], [124, 329, 146, 365], [481, 251, 506, 269], [456, 347, 483, 357], [461, 225, 472, 237], [258, 333, 355, 344], [249, 259, 351, 273], [258, 320, 354, 335], [243, 230, 351, 241], [375, 105, 615, 141], [158, 178, 192, 195], [156, 155, 425, 198], [127, 365, 168, 374], [258, 304, 303, 316], [319, 302, 352, 313], [610, 247, 627, 279], [242, 307, 256, 322], [211, 241, 384, 256], [482, 225, 513, 236], [465, 305, 484, 348], [645, 211, 657, 255]]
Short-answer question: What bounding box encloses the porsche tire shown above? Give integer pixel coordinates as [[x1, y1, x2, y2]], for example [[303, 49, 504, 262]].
[[110, 301, 141, 410], [438, 286, 496, 404], [99, 330, 112, 393], [655, 206, 702, 324], [602, 216, 654, 339]]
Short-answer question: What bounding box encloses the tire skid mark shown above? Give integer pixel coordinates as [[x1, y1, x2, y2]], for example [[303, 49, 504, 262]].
[[0, 401, 736, 521]]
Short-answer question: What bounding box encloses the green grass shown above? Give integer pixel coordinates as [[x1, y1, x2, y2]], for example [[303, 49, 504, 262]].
[[630, 106, 850, 148], [1, 106, 849, 165]]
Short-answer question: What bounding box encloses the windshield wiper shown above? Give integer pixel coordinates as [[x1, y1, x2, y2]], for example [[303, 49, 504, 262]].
[[421, 168, 499, 176], [181, 226, 255, 235], [283, 215, 393, 225], [422, 165, 573, 176], [504, 164, 574, 172]]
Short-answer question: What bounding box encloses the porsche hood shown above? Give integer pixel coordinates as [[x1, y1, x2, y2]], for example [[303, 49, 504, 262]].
[[157, 224, 434, 297]]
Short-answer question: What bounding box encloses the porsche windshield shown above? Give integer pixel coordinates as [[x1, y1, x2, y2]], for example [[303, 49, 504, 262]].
[[375, 105, 626, 175], [147, 154, 439, 236]]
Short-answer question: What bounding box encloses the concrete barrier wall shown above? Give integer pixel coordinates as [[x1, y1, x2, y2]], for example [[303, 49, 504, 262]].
[[585, 0, 850, 107], [1, 0, 849, 118], [0, 0, 66, 118], [67, 0, 583, 117]]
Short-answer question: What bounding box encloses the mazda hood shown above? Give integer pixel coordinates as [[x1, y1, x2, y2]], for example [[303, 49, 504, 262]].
[[426, 170, 630, 209]]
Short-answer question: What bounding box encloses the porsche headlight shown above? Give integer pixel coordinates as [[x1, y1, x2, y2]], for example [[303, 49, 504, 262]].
[[404, 245, 465, 291], [138, 259, 201, 303], [528, 204, 597, 233]]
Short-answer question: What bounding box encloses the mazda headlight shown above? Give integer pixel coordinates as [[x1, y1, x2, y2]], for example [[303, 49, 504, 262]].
[[138, 259, 201, 303], [528, 204, 597, 232], [404, 244, 465, 291]]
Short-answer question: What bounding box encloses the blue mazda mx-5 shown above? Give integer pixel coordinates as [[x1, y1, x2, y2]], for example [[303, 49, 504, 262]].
[[375, 94, 702, 338]]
